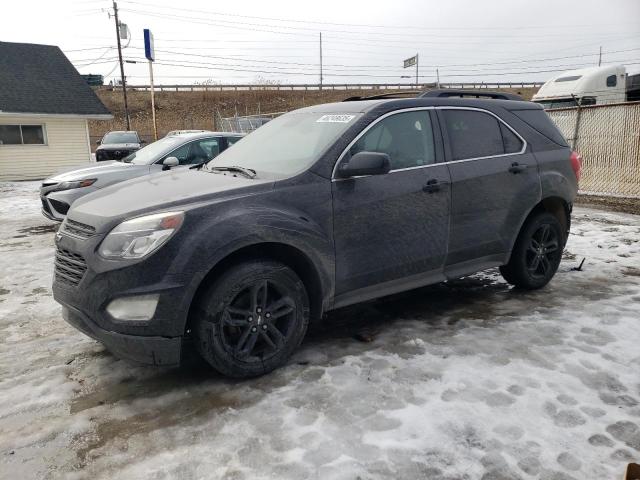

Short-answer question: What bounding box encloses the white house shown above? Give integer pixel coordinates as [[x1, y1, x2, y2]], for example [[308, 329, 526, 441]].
[[0, 41, 112, 181]]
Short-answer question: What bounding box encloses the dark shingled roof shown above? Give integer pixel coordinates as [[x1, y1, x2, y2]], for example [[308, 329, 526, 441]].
[[0, 41, 111, 116]]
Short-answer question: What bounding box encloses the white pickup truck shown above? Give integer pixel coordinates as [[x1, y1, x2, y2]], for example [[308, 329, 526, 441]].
[[532, 65, 640, 109]]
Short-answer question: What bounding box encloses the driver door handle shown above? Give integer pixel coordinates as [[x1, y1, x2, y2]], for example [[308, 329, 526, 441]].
[[508, 162, 528, 174], [422, 178, 447, 193]]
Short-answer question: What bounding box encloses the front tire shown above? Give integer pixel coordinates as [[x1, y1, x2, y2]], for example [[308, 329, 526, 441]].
[[500, 212, 564, 289], [194, 260, 309, 378]]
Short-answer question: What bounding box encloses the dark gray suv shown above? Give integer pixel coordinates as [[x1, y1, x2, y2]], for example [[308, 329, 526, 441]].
[[52, 90, 581, 378]]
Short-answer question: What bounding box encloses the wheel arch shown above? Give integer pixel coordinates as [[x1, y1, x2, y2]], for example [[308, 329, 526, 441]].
[[507, 195, 572, 262], [185, 241, 327, 336]]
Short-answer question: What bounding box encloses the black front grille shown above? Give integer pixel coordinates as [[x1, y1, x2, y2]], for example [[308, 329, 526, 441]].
[[62, 219, 96, 239], [55, 248, 87, 287], [49, 198, 70, 215], [98, 149, 131, 161]]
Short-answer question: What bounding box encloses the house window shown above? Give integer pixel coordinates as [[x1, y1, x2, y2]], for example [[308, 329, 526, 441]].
[[0, 125, 46, 145]]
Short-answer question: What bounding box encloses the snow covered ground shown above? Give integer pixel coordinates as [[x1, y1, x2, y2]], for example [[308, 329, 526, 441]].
[[0, 181, 639, 480]]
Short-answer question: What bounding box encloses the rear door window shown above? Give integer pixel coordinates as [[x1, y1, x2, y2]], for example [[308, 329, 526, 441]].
[[442, 110, 505, 160]]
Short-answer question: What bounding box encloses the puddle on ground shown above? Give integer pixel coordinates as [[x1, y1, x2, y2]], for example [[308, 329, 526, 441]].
[[621, 266, 640, 277], [70, 364, 225, 414], [69, 363, 258, 467], [73, 389, 245, 467]]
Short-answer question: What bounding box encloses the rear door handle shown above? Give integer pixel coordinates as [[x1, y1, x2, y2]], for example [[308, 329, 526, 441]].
[[508, 162, 528, 174], [423, 178, 446, 193]]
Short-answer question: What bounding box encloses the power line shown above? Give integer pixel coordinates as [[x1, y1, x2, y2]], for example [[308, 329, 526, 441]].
[[75, 45, 639, 74], [119, 0, 638, 33], [120, 8, 636, 46]]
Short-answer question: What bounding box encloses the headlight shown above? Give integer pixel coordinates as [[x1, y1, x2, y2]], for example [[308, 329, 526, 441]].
[[55, 179, 97, 191], [98, 211, 184, 259]]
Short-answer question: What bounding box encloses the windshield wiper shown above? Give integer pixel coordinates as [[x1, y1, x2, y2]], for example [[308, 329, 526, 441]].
[[208, 166, 257, 178]]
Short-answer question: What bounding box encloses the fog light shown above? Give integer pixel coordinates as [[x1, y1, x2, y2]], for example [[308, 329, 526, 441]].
[[106, 294, 159, 321]]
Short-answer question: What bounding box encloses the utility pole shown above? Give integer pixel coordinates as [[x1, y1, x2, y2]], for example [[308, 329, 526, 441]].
[[598, 46, 602, 66], [436, 68, 440, 88], [319, 32, 323, 91], [144, 29, 157, 140], [113, 1, 131, 130], [148, 61, 157, 140], [415, 53, 419, 87]]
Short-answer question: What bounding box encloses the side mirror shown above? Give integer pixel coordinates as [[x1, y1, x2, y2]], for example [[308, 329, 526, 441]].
[[162, 156, 179, 170], [96, 140, 101, 145], [140, 139, 147, 144], [337, 151, 391, 178]]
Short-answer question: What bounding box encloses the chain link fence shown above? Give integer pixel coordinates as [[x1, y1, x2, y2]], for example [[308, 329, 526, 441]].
[[216, 112, 284, 134], [546, 102, 640, 198]]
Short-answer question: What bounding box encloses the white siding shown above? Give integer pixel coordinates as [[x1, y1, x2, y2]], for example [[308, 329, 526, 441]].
[[0, 115, 92, 181]]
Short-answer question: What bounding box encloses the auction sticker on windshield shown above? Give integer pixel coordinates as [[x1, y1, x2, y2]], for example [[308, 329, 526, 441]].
[[316, 114, 356, 123]]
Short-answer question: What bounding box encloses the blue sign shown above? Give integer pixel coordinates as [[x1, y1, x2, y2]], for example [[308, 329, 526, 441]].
[[144, 29, 155, 61]]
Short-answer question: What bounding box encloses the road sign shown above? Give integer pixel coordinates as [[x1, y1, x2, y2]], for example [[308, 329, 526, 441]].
[[144, 29, 155, 62], [403, 55, 417, 68]]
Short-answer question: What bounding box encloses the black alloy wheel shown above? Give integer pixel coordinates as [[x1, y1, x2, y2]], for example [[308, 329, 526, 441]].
[[194, 260, 309, 378], [500, 212, 564, 289], [219, 280, 297, 362], [526, 224, 560, 279]]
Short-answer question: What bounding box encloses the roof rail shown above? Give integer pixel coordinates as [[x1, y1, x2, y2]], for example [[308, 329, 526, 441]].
[[342, 91, 419, 102], [419, 89, 523, 100]]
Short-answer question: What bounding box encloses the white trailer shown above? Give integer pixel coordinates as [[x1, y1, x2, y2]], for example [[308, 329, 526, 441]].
[[532, 65, 640, 108]]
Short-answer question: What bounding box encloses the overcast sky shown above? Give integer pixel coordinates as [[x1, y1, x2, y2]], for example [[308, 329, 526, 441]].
[[3, 0, 640, 86]]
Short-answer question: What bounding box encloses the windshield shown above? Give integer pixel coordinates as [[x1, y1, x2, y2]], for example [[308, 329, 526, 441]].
[[103, 132, 139, 144], [208, 112, 362, 176], [123, 136, 185, 165]]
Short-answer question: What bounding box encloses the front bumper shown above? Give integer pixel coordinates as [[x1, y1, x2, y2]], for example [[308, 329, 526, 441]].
[[40, 185, 98, 221], [62, 305, 182, 366], [52, 228, 198, 367]]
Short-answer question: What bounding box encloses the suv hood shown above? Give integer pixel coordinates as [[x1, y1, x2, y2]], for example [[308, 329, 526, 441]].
[[97, 143, 140, 150], [69, 168, 273, 231], [45, 161, 149, 182]]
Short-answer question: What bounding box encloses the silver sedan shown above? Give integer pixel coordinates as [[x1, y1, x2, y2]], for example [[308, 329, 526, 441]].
[[40, 131, 243, 221]]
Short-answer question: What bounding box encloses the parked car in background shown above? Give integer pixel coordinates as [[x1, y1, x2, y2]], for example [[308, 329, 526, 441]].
[[41, 131, 244, 221], [52, 90, 579, 378], [95, 131, 144, 161]]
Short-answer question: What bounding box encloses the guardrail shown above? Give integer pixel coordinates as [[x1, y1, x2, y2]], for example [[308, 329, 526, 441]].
[[97, 82, 544, 93]]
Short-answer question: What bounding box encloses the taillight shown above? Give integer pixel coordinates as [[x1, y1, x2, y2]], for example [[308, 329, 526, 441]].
[[570, 151, 582, 182]]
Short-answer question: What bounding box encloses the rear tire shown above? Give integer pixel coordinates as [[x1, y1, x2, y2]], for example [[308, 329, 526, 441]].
[[500, 212, 564, 290], [194, 260, 309, 378]]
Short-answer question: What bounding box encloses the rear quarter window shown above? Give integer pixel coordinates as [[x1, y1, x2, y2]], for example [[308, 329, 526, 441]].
[[511, 109, 568, 147]]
